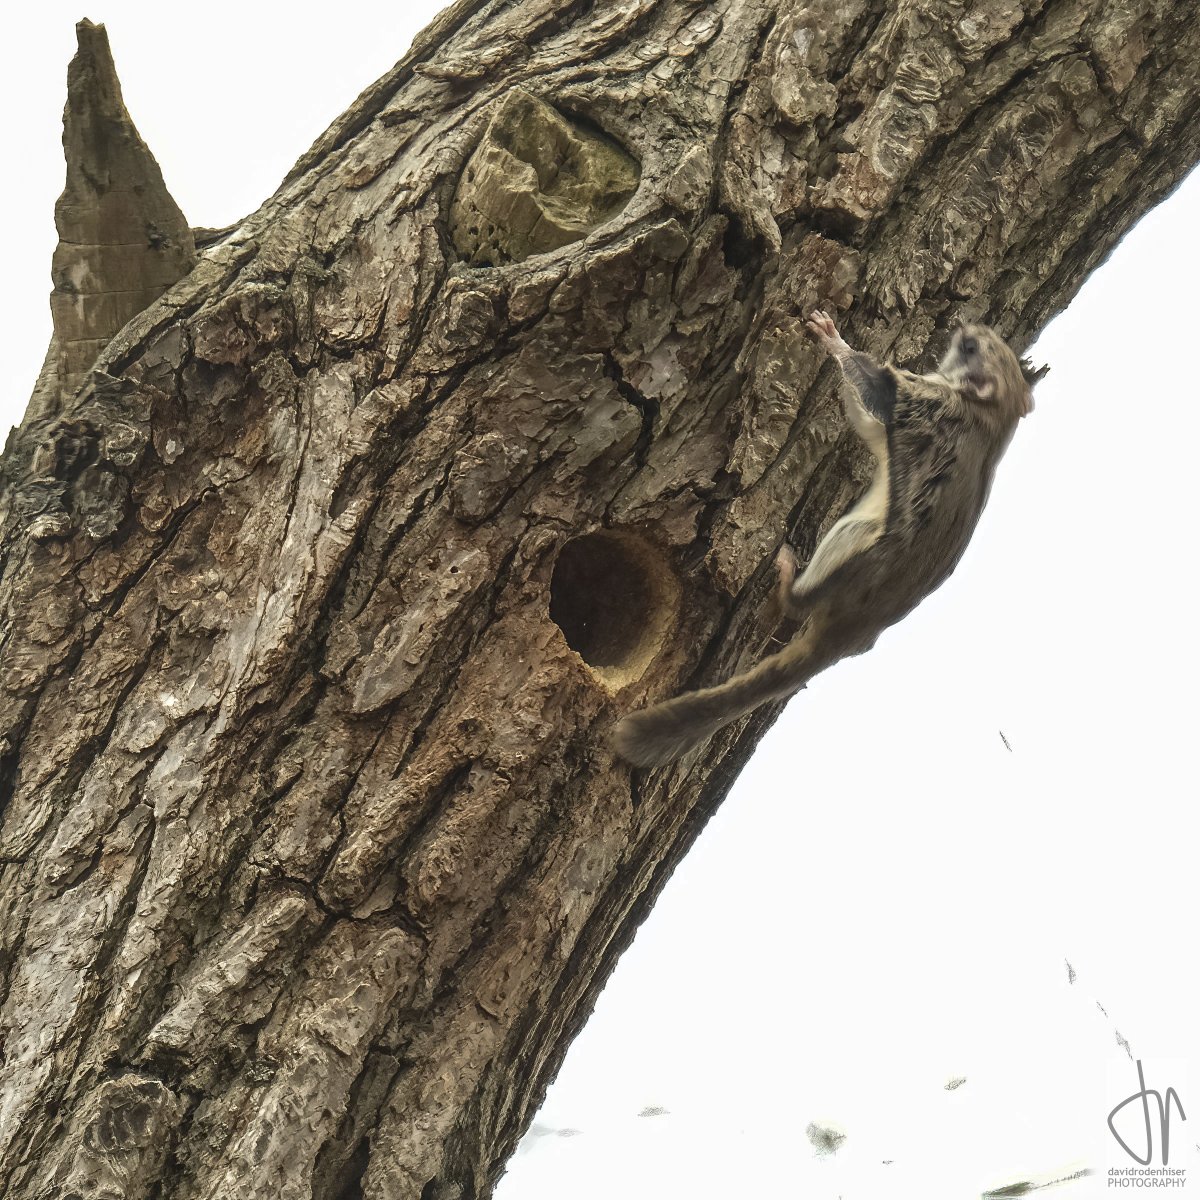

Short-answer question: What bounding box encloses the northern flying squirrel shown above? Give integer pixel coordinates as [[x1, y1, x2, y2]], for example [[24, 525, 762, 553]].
[[613, 310, 1042, 767]]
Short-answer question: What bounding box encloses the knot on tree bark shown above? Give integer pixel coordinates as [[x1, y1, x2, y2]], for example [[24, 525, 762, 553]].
[[449, 89, 640, 267]]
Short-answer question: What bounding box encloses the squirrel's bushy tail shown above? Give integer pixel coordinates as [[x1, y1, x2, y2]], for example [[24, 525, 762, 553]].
[[612, 623, 836, 767]]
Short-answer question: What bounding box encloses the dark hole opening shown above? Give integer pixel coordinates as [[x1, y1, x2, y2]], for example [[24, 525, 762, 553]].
[[550, 532, 659, 670], [721, 211, 762, 271], [327, 1137, 369, 1200]]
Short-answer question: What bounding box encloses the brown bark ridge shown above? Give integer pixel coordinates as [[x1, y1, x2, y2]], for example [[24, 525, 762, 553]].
[[0, 2, 1197, 1197]]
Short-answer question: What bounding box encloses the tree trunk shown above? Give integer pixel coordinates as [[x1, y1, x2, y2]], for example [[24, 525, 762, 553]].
[[1, 2, 1197, 1197]]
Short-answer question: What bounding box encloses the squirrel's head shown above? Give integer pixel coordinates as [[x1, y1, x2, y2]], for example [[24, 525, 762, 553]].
[[941, 324, 1046, 420]]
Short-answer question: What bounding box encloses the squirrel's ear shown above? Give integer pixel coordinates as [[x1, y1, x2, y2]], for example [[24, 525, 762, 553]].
[[1020, 387, 1034, 417]]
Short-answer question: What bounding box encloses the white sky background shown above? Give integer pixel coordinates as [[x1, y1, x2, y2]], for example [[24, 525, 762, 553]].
[[2, 6, 1197, 1198]]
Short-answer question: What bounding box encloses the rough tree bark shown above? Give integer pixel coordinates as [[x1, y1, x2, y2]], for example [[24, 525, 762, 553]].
[[1, 2, 1198, 1197]]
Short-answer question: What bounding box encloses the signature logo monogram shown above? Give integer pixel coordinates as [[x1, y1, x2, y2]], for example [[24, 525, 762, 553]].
[[1108, 1060, 1187, 1166]]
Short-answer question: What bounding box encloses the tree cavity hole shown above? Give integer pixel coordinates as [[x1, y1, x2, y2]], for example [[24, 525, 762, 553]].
[[549, 531, 677, 689]]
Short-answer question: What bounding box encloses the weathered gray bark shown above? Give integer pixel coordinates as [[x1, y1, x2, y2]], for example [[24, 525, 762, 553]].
[[1, 2, 1198, 1197]]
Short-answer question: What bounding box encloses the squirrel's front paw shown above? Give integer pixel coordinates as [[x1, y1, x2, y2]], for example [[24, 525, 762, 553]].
[[805, 309, 848, 354]]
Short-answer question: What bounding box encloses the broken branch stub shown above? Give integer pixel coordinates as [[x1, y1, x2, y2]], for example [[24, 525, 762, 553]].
[[50, 21, 195, 406]]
